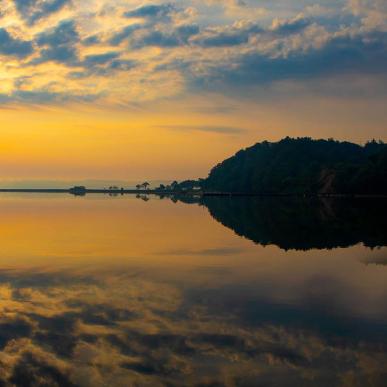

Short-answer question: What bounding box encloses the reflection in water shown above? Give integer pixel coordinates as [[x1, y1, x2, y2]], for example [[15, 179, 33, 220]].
[[197, 196, 387, 250], [0, 195, 386, 386]]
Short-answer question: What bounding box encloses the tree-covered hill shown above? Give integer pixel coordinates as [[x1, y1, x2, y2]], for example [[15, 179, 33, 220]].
[[203, 138, 387, 194]]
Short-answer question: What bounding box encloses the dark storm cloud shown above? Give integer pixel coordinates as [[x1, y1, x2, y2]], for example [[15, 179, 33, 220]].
[[0, 28, 33, 58]]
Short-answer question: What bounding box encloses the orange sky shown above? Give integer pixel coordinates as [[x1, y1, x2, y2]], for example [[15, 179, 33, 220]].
[[0, 0, 386, 180], [1, 93, 386, 181]]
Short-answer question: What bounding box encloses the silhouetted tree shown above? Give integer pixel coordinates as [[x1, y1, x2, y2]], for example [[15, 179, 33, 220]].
[[203, 138, 387, 194]]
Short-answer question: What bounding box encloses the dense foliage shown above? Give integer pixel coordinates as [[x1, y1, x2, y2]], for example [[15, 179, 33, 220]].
[[203, 138, 387, 194]]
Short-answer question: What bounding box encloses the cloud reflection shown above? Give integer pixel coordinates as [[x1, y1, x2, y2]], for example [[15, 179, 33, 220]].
[[0, 196, 385, 385], [0, 262, 386, 386]]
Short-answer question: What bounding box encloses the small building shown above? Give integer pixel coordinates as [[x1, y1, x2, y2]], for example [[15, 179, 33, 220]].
[[69, 186, 87, 196]]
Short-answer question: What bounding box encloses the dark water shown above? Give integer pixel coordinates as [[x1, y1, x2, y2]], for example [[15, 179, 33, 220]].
[[0, 194, 386, 386]]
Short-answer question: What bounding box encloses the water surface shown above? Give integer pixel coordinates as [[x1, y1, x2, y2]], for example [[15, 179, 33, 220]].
[[0, 194, 386, 386]]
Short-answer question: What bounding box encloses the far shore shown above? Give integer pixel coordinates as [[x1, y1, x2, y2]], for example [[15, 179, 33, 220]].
[[0, 187, 386, 199]]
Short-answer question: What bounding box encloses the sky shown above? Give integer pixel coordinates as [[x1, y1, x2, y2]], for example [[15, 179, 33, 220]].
[[0, 0, 386, 181]]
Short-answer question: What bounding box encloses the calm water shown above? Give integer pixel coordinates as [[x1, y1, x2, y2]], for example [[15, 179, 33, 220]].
[[0, 194, 386, 386]]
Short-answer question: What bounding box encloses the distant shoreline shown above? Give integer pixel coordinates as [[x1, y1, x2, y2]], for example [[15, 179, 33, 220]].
[[0, 188, 386, 198]]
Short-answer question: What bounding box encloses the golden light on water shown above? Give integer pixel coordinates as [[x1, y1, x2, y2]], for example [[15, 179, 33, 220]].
[[0, 195, 386, 385]]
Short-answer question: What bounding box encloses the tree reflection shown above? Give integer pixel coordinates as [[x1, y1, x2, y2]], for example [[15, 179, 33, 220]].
[[172, 196, 387, 250]]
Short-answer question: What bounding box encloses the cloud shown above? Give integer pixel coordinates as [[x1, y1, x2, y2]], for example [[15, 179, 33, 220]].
[[362, 254, 387, 266], [0, 89, 100, 105], [34, 19, 79, 64], [132, 30, 180, 48], [83, 51, 120, 66], [108, 59, 137, 71], [13, 0, 72, 25], [36, 19, 78, 47], [82, 35, 100, 46], [0, 264, 386, 386], [189, 30, 387, 90], [271, 15, 311, 35], [123, 3, 176, 21], [109, 24, 142, 45], [10, 352, 73, 387], [346, 0, 387, 30], [69, 54, 137, 78], [0, 0, 385, 106], [36, 44, 78, 64], [127, 24, 200, 49], [158, 125, 246, 134], [193, 23, 261, 47], [0, 28, 33, 58], [157, 247, 244, 256]]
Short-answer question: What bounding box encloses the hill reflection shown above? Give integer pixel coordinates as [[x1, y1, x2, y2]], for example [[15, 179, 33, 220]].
[[174, 196, 387, 250]]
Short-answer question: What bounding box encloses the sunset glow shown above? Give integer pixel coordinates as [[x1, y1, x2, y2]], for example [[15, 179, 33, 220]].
[[0, 0, 386, 180]]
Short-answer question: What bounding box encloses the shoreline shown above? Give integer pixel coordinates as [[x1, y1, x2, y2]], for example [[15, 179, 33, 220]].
[[0, 188, 386, 198]]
